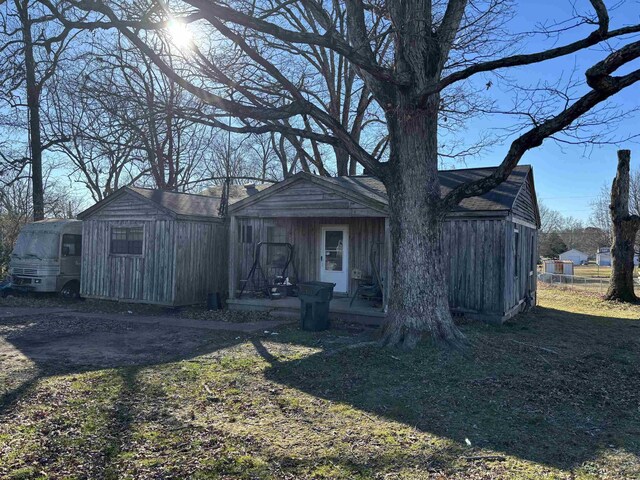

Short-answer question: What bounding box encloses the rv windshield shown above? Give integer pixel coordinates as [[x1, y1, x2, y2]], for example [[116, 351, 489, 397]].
[[11, 232, 60, 259]]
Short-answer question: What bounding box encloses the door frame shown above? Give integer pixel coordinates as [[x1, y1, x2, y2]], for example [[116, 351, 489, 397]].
[[319, 224, 349, 293]]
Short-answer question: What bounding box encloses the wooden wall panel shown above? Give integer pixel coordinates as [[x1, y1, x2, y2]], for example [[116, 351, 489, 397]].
[[442, 219, 506, 315], [503, 221, 538, 312], [231, 215, 538, 319], [81, 217, 227, 306], [232, 217, 386, 296], [513, 177, 537, 226], [81, 219, 157, 302], [234, 182, 385, 218], [174, 220, 229, 305], [88, 193, 171, 221]]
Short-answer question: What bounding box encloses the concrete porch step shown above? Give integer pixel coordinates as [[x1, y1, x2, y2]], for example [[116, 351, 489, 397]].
[[227, 296, 386, 327]]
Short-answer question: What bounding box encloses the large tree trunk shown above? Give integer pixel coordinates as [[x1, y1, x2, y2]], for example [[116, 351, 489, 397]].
[[19, 3, 44, 221], [334, 146, 349, 176], [380, 95, 465, 348], [606, 150, 640, 302]]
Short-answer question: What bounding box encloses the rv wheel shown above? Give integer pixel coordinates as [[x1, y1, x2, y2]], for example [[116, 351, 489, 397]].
[[60, 281, 80, 299]]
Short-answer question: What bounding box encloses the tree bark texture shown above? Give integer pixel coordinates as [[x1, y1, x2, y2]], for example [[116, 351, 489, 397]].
[[56, 0, 640, 349], [19, 3, 44, 221], [380, 95, 465, 348], [606, 150, 640, 302]]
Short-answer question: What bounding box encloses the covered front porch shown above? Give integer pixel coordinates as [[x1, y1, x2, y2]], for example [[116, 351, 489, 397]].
[[227, 173, 393, 323], [227, 215, 391, 315]]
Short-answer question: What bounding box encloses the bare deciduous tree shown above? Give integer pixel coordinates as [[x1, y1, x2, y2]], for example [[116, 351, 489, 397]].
[[0, 0, 74, 219], [45, 0, 640, 347], [606, 150, 639, 302]]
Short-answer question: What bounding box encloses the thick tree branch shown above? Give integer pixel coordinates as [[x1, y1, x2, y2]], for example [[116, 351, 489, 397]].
[[442, 41, 640, 210], [437, 0, 468, 67], [418, 11, 639, 103], [180, 0, 402, 85]]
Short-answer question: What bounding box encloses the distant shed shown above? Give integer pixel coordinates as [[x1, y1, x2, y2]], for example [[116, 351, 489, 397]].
[[543, 260, 574, 275], [559, 249, 588, 265], [77, 187, 229, 306]]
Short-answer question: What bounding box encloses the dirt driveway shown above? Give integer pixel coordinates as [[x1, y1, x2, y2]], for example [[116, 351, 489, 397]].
[[0, 308, 287, 400]]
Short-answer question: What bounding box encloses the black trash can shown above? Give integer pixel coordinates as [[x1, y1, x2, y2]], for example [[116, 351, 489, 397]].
[[297, 281, 336, 331]]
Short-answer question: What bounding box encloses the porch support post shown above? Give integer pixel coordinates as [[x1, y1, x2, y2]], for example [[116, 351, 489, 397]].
[[384, 216, 392, 312], [229, 215, 237, 299]]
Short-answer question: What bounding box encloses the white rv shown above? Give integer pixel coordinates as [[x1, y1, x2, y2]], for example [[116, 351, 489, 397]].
[[9, 219, 82, 297]]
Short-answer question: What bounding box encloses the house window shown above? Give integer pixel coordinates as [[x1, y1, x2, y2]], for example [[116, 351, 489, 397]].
[[514, 229, 520, 278], [61, 234, 82, 257], [239, 225, 253, 244], [111, 227, 143, 255], [266, 225, 288, 266]]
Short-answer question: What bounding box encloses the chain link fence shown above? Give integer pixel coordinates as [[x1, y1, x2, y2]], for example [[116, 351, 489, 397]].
[[538, 273, 640, 293]]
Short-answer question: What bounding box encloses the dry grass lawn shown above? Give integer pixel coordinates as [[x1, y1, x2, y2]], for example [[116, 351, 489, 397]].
[[1, 286, 640, 479], [573, 265, 614, 278], [572, 264, 640, 278]]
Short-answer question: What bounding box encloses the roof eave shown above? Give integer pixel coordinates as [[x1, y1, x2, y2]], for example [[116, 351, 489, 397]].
[[229, 172, 389, 216], [175, 214, 225, 223], [77, 186, 179, 220]]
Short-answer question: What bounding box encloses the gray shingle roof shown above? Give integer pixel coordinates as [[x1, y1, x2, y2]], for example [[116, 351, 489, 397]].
[[81, 167, 531, 221], [199, 184, 272, 205], [128, 187, 223, 218], [327, 165, 531, 213], [78, 183, 274, 220]]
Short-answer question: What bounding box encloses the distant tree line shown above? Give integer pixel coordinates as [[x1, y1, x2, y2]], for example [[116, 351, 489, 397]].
[[538, 203, 608, 260]]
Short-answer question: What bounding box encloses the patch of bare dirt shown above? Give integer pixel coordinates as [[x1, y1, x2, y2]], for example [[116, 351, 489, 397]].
[[0, 312, 242, 402]]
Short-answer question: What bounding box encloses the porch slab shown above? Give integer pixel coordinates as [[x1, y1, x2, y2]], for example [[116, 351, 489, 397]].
[[227, 296, 386, 327]]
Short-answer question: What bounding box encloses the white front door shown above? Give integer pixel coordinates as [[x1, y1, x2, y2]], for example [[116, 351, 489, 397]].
[[320, 225, 349, 293]]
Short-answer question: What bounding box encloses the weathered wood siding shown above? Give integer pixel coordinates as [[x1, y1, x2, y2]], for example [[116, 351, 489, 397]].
[[504, 221, 538, 313], [174, 220, 228, 304], [443, 219, 505, 316], [235, 181, 386, 218], [512, 177, 537, 226], [86, 193, 173, 221], [81, 218, 176, 304], [81, 191, 228, 306], [234, 216, 525, 319], [229, 172, 539, 322], [233, 217, 386, 295]]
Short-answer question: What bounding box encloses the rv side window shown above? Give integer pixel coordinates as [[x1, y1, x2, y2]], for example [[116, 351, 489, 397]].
[[61, 234, 82, 257], [111, 227, 143, 255]]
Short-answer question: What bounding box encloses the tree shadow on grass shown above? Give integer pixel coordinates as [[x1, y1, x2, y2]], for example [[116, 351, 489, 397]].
[[261, 306, 640, 472], [0, 313, 247, 416], [0, 313, 252, 478]]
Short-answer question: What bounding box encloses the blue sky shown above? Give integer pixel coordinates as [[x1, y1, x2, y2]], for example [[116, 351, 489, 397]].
[[20, 1, 640, 221], [457, 0, 640, 223]]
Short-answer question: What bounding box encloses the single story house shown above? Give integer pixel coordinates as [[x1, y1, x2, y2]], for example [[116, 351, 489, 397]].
[[559, 248, 588, 265], [227, 165, 540, 324], [77, 187, 233, 306]]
